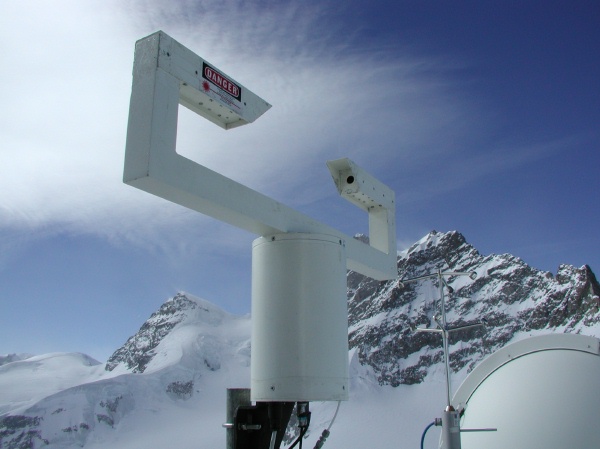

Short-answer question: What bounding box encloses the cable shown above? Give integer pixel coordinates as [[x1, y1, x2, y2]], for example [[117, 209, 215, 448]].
[[290, 401, 342, 449], [420, 422, 436, 449], [288, 403, 311, 449], [313, 401, 341, 449], [288, 426, 308, 449], [327, 401, 341, 431]]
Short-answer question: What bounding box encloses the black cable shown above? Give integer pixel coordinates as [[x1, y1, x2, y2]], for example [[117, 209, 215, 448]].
[[288, 426, 308, 449]]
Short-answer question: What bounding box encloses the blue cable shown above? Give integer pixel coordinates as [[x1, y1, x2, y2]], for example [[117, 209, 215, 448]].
[[420, 422, 436, 449]]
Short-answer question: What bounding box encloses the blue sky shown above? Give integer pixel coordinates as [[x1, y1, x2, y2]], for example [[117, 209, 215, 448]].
[[1, 0, 598, 362]]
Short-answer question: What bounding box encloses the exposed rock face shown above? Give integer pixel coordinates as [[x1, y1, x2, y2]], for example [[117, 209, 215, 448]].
[[2, 231, 599, 448], [0, 293, 250, 449], [105, 293, 202, 373], [347, 230, 600, 386]]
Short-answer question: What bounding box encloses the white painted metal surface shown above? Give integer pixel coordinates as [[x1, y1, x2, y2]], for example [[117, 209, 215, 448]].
[[123, 31, 398, 405], [251, 233, 349, 401], [453, 333, 600, 448], [327, 158, 395, 256], [123, 31, 397, 281]]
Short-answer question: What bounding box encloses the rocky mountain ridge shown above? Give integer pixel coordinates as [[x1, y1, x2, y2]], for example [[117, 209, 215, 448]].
[[348, 230, 600, 386], [0, 294, 251, 449], [1, 230, 599, 448]]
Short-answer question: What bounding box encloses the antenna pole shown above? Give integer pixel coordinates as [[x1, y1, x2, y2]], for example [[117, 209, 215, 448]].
[[401, 269, 482, 449], [403, 269, 477, 407], [438, 269, 452, 408]]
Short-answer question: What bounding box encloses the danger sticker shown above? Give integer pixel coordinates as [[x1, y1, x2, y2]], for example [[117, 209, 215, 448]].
[[202, 62, 242, 101]]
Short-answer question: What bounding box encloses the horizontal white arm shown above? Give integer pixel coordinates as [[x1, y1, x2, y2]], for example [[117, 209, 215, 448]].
[[124, 31, 397, 280]]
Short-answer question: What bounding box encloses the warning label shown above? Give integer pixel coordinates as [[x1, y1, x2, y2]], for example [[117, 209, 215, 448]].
[[202, 62, 242, 101]]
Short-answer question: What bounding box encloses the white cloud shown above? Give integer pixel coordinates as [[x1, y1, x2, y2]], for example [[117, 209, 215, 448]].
[[0, 0, 483, 254]]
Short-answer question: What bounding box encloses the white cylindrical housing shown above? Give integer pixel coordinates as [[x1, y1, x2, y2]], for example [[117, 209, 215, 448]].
[[251, 233, 349, 402]]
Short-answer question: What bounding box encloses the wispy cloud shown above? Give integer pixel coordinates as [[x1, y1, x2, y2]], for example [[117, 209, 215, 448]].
[[394, 135, 579, 207], [0, 0, 486, 254]]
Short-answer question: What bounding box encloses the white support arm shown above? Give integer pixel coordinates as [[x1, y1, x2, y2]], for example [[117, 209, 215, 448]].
[[124, 31, 398, 280]]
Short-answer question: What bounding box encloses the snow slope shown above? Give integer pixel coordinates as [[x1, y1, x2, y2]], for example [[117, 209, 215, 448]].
[[0, 295, 449, 449], [2, 231, 599, 449], [0, 353, 103, 415]]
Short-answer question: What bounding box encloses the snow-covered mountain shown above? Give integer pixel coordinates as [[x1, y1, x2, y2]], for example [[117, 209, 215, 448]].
[[1, 230, 599, 449], [0, 293, 252, 449], [348, 230, 600, 387]]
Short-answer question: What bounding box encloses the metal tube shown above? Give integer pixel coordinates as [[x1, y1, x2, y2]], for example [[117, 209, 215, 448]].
[[438, 270, 452, 408], [443, 328, 452, 408], [441, 407, 462, 449], [225, 388, 251, 449]]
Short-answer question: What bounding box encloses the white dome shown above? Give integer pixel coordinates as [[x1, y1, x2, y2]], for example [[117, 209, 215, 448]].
[[453, 333, 600, 448]]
